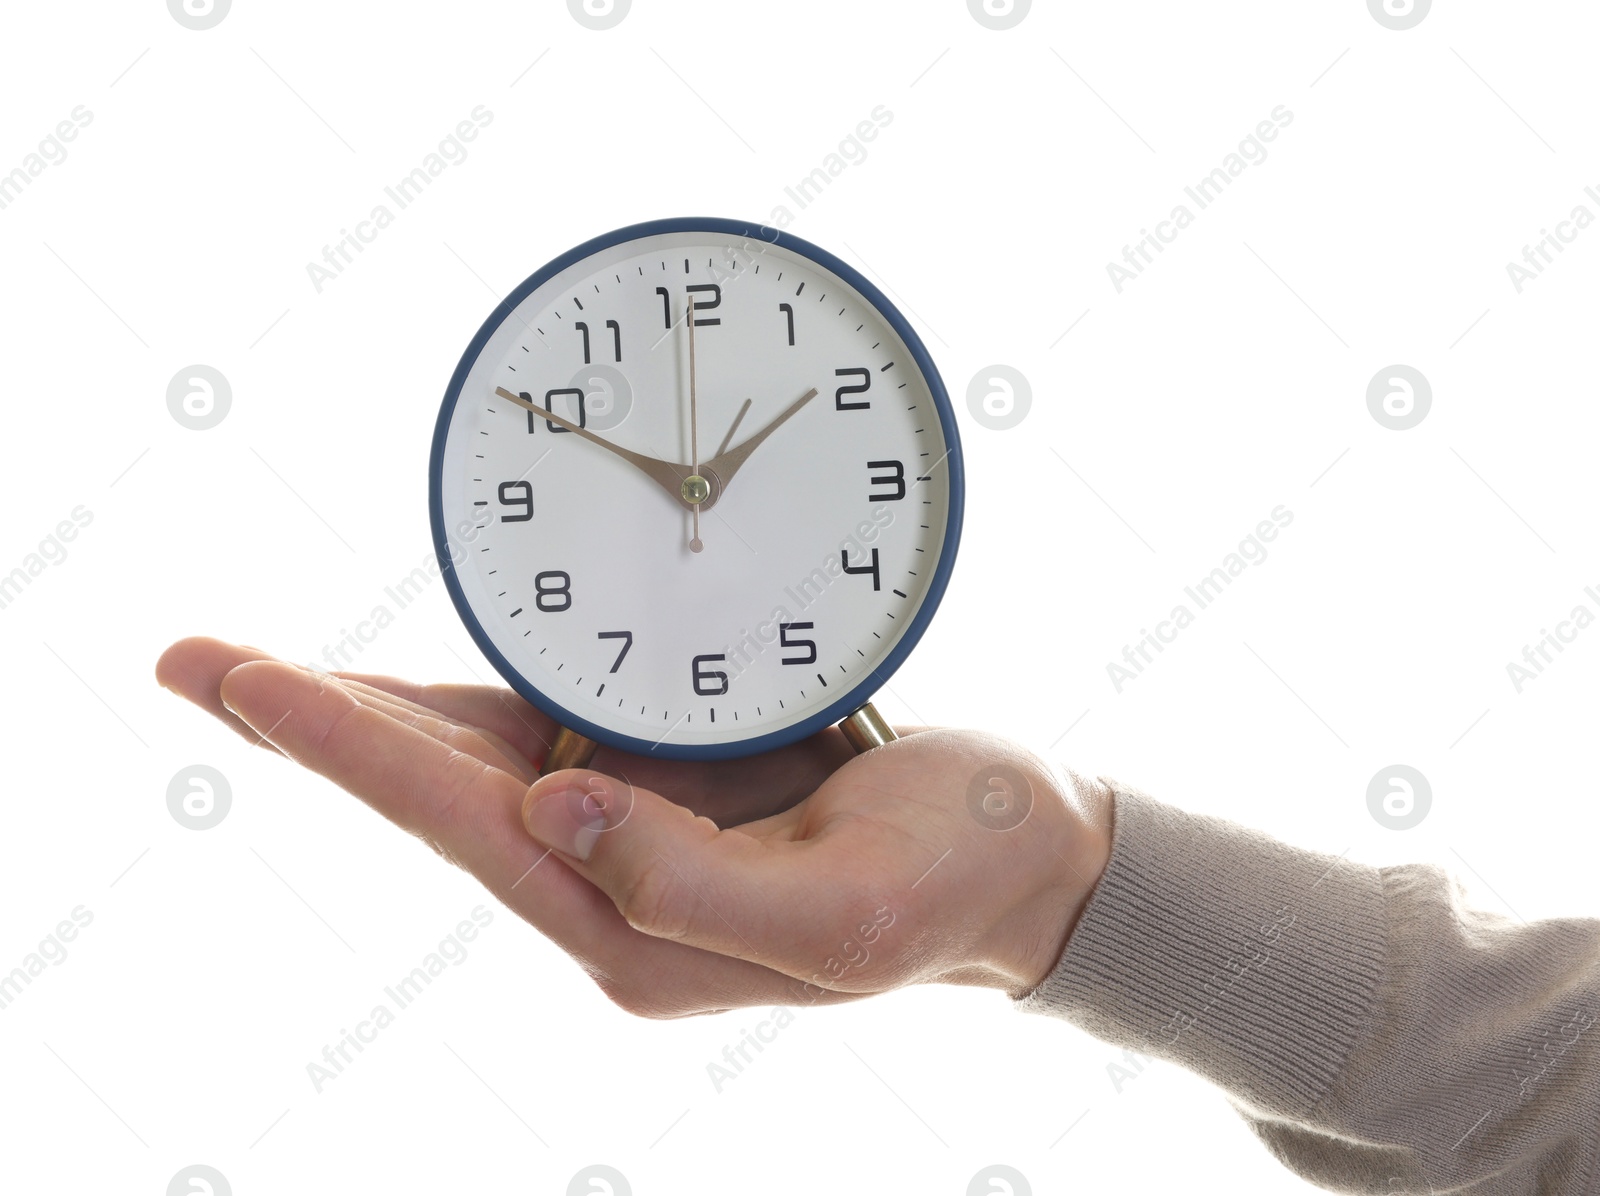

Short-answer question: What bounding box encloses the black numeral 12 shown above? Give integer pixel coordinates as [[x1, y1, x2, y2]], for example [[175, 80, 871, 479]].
[[655, 284, 721, 328]]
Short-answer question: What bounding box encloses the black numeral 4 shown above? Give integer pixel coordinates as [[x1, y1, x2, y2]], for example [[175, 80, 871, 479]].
[[841, 548, 880, 590]]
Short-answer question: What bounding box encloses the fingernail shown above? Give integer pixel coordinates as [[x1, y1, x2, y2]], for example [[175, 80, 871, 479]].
[[523, 785, 607, 861]]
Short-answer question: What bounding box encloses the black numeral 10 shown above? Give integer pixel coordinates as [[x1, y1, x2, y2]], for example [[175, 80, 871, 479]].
[[521, 388, 587, 435]]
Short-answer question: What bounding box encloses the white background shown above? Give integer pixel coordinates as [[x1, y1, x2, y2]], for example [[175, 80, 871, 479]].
[[2, 2, 1596, 1193]]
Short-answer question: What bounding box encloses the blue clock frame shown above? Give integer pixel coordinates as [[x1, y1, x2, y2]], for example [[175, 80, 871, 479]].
[[429, 216, 965, 761]]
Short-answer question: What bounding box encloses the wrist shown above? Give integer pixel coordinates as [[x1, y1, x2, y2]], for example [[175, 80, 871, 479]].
[[988, 768, 1114, 998]]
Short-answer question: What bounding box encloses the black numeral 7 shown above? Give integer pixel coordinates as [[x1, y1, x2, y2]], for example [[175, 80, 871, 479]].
[[598, 630, 632, 673]]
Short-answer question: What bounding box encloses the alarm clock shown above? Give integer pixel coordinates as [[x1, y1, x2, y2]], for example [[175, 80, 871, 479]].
[[429, 218, 963, 771]]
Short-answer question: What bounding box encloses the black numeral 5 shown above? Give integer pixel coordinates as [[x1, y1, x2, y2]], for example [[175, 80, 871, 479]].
[[779, 622, 816, 666]]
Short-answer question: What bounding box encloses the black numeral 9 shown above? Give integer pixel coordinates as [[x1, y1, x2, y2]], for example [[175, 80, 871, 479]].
[[497, 481, 532, 522]]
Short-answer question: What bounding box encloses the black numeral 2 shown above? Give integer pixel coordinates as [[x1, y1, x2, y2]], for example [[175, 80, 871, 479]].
[[835, 367, 870, 410]]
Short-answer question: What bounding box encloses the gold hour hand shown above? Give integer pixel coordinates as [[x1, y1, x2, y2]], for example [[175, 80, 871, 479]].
[[492, 387, 694, 508], [700, 386, 820, 500]]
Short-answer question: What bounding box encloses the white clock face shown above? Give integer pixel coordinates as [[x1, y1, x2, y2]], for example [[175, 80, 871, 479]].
[[432, 222, 961, 758]]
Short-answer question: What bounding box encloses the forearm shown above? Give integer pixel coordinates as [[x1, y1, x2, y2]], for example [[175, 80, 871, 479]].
[[1016, 782, 1600, 1194]]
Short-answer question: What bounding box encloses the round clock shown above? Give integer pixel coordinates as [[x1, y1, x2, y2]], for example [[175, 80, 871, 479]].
[[429, 217, 963, 768]]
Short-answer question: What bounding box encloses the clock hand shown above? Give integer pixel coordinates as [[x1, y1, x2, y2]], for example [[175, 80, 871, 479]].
[[700, 386, 821, 497], [492, 387, 698, 509], [492, 384, 818, 515], [687, 294, 703, 554], [714, 398, 753, 457]]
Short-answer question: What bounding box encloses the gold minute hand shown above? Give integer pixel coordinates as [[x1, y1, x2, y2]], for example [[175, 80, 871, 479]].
[[493, 387, 695, 509], [699, 386, 820, 504]]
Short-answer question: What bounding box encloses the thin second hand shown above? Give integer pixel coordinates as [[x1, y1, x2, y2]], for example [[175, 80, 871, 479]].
[[688, 293, 703, 553]]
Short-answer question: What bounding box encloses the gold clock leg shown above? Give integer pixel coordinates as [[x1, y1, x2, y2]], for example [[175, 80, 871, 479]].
[[839, 701, 897, 754], [541, 726, 599, 776]]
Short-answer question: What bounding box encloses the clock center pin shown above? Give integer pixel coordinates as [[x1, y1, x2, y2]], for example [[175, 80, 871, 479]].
[[680, 475, 710, 505]]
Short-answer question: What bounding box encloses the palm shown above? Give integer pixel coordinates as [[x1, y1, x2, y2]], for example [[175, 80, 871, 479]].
[[156, 638, 957, 1013]]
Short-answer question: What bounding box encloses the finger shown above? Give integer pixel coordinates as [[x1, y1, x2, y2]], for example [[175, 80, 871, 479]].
[[336, 668, 861, 819], [157, 636, 289, 754], [521, 767, 847, 976], [333, 670, 559, 767], [219, 660, 843, 1015], [335, 676, 536, 784]]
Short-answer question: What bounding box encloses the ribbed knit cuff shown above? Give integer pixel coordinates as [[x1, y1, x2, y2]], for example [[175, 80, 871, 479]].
[[1016, 784, 1388, 1119]]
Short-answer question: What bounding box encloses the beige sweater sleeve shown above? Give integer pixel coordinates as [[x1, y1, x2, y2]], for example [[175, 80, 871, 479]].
[[1015, 784, 1600, 1194]]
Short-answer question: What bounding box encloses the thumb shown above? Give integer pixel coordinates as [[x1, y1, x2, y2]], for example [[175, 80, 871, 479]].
[[521, 768, 819, 970]]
